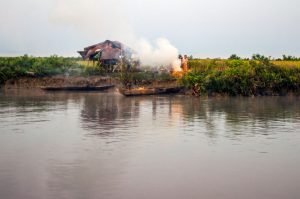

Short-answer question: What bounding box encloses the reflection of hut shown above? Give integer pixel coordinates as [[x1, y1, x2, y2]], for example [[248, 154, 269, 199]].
[[78, 40, 138, 71]]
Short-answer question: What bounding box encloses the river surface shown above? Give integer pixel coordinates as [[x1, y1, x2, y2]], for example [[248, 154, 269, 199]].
[[0, 90, 300, 199]]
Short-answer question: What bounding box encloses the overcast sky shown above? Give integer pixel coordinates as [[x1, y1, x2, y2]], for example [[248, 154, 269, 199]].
[[0, 0, 299, 58]]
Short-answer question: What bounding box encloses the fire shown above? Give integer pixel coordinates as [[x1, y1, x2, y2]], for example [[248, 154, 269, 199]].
[[170, 55, 190, 78], [137, 87, 145, 90], [170, 58, 184, 78], [172, 59, 182, 72], [171, 70, 184, 78]]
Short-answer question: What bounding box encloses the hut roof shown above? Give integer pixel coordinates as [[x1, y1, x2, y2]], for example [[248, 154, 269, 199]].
[[78, 40, 131, 60]]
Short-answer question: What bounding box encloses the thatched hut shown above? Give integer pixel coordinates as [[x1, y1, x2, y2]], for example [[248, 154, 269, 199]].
[[78, 40, 138, 71]]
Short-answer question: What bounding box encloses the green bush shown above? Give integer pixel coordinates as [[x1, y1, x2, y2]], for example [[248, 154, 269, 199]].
[[0, 55, 82, 84], [182, 59, 300, 96]]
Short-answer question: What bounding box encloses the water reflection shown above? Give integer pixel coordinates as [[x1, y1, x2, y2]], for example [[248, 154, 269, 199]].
[[80, 94, 141, 136], [1, 90, 299, 140], [78, 94, 300, 141], [0, 91, 300, 199]]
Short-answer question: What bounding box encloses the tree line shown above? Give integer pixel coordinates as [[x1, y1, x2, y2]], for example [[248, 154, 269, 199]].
[[228, 54, 300, 61]]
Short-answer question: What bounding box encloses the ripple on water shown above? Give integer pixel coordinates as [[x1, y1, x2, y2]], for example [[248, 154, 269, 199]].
[[0, 94, 300, 199]]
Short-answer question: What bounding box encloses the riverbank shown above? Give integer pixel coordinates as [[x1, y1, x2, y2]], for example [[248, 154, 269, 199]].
[[2, 75, 179, 93], [183, 59, 300, 96], [3, 75, 299, 97], [3, 76, 115, 89], [1, 56, 300, 96], [0, 56, 178, 91]]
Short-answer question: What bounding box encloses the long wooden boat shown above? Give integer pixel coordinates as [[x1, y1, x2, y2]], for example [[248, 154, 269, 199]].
[[119, 86, 182, 96], [41, 85, 115, 91]]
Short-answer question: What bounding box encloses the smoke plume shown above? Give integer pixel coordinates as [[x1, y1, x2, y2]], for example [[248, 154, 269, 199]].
[[50, 0, 179, 67], [135, 38, 178, 67]]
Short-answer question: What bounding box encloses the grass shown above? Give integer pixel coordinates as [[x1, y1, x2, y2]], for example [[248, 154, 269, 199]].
[[183, 59, 300, 96], [271, 61, 300, 69]]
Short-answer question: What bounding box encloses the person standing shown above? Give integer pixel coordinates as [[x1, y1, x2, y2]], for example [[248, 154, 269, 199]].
[[182, 55, 189, 73]]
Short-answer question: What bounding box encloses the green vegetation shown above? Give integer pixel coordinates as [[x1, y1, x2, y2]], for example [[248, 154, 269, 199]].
[[228, 54, 241, 60], [0, 55, 83, 84], [0, 55, 175, 88], [1, 54, 300, 96], [0, 56, 117, 85], [182, 57, 300, 96], [281, 55, 300, 61]]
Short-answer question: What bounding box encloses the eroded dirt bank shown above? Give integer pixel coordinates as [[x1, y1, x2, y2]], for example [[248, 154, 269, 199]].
[[3, 76, 117, 89], [2, 75, 181, 89]]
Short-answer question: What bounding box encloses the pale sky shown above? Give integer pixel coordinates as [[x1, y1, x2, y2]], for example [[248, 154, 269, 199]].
[[0, 0, 299, 58]]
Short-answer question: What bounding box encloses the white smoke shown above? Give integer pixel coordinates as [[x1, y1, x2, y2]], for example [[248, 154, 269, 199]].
[[135, 38, 178, 67], [50, 0, 179, 67]]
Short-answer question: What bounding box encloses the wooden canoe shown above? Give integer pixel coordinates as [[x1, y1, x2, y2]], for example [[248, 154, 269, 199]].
[[119, 87, 182, 96], [41, 85, 115, 91]]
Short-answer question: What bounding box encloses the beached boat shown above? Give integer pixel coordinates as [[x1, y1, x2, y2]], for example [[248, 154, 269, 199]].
[[119, 86, 182, 96], [41, 85, 115, 91]]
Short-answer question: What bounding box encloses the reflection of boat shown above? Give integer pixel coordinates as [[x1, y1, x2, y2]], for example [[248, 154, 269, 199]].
[[41, 85, 115, 91], [119, 87, 182, 96]]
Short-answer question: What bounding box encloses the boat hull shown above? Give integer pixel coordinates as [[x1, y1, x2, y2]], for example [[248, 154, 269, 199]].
[[119, 87, 182, 96], [41, 85, 115, 91]]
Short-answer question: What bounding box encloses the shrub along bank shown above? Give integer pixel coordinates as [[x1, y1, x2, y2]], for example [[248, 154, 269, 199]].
[[182, 59, 300, 96], [0, 55, 83, 85]]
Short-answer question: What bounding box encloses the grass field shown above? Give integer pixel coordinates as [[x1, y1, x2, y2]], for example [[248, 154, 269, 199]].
[[188, 59, 300, 71]]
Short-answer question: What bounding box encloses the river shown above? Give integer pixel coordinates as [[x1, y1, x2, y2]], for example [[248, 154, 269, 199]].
[[0, 90, 300, 199]]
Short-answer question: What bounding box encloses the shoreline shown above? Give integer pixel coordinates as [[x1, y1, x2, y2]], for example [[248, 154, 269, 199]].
[[1, 76, 300, 97], [2, 76, 116, 90], [1, 57, 300, 97]]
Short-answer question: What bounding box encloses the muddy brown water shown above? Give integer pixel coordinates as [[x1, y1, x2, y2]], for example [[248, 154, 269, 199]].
[[0, 90, 300, 199]]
